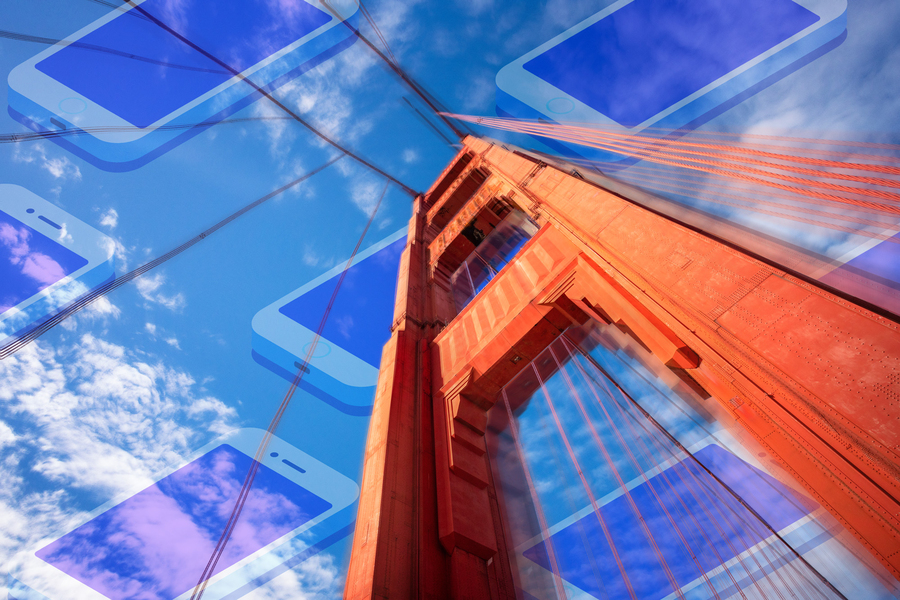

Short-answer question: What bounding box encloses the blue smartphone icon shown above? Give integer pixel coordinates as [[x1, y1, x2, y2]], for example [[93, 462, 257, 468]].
[[0, 184, 115, 347], [7, 0, 359, 172], [495, 0, 847, 164], [9, 428, 359, 600], [522, 444, 824, 600], [251, 228, 406, 416]]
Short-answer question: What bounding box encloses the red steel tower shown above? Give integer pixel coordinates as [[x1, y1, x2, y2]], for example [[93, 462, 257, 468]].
[[343, 137, 900, 598]]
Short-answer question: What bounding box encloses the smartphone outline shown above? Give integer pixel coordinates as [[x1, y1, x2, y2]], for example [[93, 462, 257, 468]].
[[509, 439, 834, 600], [0, 184, 115, 346], [8, 427, 360, 600], [495, 0, 847, 163], [251, 227, 407, 417], [7, 0, 359, 172]]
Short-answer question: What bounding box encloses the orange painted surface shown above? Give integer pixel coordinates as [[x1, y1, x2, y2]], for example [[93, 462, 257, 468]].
[[479, 138, 900, 578], [345, 138, 900, 598]]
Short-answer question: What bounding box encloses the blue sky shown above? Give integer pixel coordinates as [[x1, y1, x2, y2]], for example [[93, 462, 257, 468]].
[[1, 0, 898, 597]]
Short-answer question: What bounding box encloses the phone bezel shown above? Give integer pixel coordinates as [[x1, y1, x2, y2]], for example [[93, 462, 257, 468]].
[[7, 0, 359, 145], [251, 227, 407, 391], [505, 435, 822, 600], [495, 0, 847, 134], [0, 184, 114, 338], [9, 427, 359, 600]]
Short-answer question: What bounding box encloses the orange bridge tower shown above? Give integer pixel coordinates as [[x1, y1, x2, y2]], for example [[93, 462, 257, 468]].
[[343, 137, 900, 599]]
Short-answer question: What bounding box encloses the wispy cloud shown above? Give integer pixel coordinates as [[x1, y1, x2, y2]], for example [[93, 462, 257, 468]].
[[143, 322, 183, 351], [350, 177, 386, 216], [459, 73, 496, 112], [0, 333, 349, 599], [334, 314, 354, 340], [99, 235, 129, 271], [0, 336, 237, 583], [134, 273, 186, 312], [12, 142, 82, 182], [58, 295, 122, 333], [301, 244, 336, 269], [98, 209, 118, 230], [241, 553, 342, 599], [453, 0, 494, 16], [0, 422, 16, 449], [250, 37, 391, 163]]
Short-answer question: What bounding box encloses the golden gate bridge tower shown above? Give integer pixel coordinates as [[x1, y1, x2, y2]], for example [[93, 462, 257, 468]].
[[342, 137, 900, 599]]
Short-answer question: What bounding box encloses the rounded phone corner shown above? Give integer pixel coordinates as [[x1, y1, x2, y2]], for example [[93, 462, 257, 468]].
[[494, 61, 520, 95], [250, 304, 272, 337], [7, 60, 28, 94], [494, 0, 851, 165], [7, 0, 363, 171], [797, 0, 847, 21]]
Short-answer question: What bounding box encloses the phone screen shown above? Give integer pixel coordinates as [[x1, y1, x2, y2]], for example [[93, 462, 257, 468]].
[[36, 0, 331, 128], [523, 0, 819, 127], [35, 444, 332, 600], [0, 210, 88, 316], [278, 236, 405, 367], [522, 445, 818, 599]]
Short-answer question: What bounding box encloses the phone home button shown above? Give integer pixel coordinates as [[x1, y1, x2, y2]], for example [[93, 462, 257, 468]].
[[59, 97, 87, 114], [546, 97, 575, 114]]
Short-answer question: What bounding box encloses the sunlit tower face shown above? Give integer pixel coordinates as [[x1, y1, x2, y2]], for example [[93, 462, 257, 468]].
[[343, 137, 900, 600]]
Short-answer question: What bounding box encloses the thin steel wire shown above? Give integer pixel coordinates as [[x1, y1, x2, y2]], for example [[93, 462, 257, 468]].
[[0, 153, 346, 359], [189, 180, 390, 600]]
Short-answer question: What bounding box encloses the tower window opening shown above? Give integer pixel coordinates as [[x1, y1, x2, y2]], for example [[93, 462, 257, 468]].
[[449, 210, 538, 312]]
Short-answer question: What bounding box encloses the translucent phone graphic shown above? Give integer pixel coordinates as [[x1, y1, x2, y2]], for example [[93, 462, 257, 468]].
[[0, 184, 115, 346], [7, 0, 359, 172], [252, 228, 406, 416], [495, 0, 847, 164], [521, 444, 822, 599], [9, 428, 359, 600], [492, 325, 898, 600]]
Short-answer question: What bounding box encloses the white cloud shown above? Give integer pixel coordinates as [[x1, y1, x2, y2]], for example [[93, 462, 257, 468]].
[[250, 36, 398, 163], [99, 208, 119, 229], [300, 244, 337, 270], [350, 178, 386, 216], [253, 99, 296, 160], [44, 158, 81, 180], [611, 2, 900, 264], [241, 553, 341, 599], [12, 142, 82, 182], [100, 235, 129, 271], [0, 336, 238, 581], [56, 223, 73, 245], [0, 421, 16, 449], [538, 0, 602, 31], [0, 334, 346, 599], [144, 322, 181, 350], [302, 246, 322, 267], [459, 73, 495, 112], [280, 157, 323, 199], [453, 0, 494, 16], [334, 315, 354, 340], [354, 0, 424, 61], [85, 296, 120, 320], [134, 273, 186, 312], [58, 295, 122, 332], [401, 148, 418, 164]]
